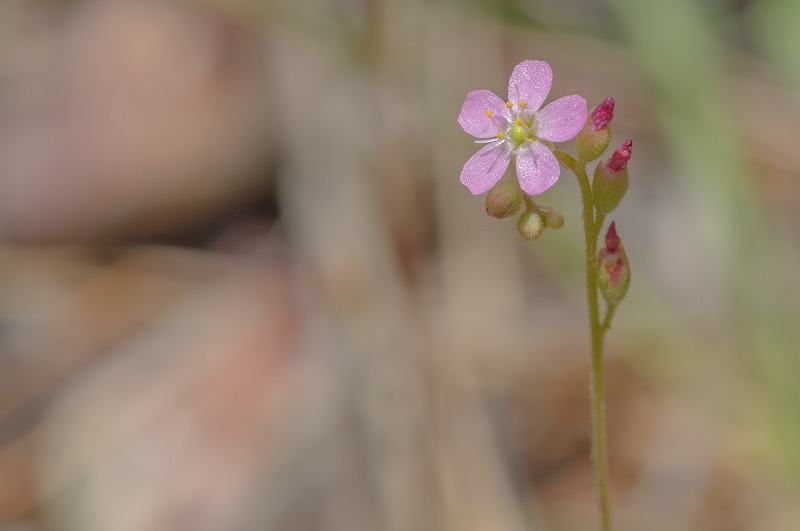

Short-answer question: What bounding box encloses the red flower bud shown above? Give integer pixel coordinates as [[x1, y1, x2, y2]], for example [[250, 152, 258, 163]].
[[591, 97, 615, 132], [593, 139, 632, 214], [598, 222, 630, 306], [575, 97, 615, 162], [604, 220, 621, 251], [607, 138, 632, 172]]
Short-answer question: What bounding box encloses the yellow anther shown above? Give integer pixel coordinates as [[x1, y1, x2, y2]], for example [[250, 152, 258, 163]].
[[505, 101, 513, 108], [516, 118, 524, 126], [485, 109, 493, 118], [495, 131, 505, 138], [519, 101, 527, 108]]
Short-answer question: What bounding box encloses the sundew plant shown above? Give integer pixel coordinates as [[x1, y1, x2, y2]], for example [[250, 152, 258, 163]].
[[458, 59, 633, 531]]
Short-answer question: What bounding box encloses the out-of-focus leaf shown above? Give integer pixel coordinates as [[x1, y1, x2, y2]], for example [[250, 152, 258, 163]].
[[754, 0, 800, 87]]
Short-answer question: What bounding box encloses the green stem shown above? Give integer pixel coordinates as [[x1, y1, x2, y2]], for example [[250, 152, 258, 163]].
[[558, 149, 612, 531], [601, 303, 617, 334]]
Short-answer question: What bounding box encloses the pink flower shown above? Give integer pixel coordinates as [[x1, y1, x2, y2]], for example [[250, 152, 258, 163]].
[[458, 60, 587, 196]]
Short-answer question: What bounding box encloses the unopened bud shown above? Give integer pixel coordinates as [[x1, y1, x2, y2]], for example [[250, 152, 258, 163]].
[[536, 205, 565, 229], [593, 139, 632, 214], [597, 222, 630, 306], [607, 138, 632, 171], [545, 211, 564, 229], [575, 97, 614, 162], [485, 181, 523, 219], [591, 97, 615, 131], [517, 210, 546, 240]]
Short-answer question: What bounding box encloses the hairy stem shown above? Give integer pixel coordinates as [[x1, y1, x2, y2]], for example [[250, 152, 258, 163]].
[[559, 149, 612, 531]]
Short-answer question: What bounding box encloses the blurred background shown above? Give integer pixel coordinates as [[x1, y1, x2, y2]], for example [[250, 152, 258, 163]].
[[1, 0, 800, 529]]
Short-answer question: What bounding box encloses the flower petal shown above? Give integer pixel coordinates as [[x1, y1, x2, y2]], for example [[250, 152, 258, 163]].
[[516, 141, 560, 195], [507, 60, 552, 115], [534, 95, 588, 142], [458, 90, 509, 138], [460, 142, 512, 195]]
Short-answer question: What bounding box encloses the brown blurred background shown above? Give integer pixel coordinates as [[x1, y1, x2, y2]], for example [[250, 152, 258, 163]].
[[1, 0, 800, 530]]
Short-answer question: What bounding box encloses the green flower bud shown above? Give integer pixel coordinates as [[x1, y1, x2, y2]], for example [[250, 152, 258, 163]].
[[485, 181, 523, 219], [592, 139, 632, 214], [536, 205, 565, 229], [577, 128, 611, 164], [517, 210, 546, 240], [545, 211, 564, 229], [576, 97, 614, 163]]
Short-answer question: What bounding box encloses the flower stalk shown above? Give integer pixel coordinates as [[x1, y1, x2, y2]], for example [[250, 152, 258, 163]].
[[556, 136, 631, 531], [581, 163, 612, 531], [557, 149, 613, 531]]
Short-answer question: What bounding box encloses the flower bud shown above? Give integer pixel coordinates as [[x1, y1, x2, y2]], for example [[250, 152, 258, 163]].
[[592, 139, 632, 214], [545, 211, 564, 229], [536, 205, 565, 229], [597, 222, 630, 306], [575, 97, 614, 162], [485, 181, 523, 219], [517, 210, 546, 240]]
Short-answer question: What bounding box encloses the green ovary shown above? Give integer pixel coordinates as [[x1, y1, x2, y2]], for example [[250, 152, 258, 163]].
[[510, 122, 535, 144], [510, 124, 526, 143]]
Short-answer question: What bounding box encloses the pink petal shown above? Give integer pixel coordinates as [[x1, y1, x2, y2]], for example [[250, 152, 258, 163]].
[[507, 60, 552, 115], [460, 142, 512, 195], [458, 90, 509, 138], [515, 141, 560, 195], [534, 95, 588, 142]]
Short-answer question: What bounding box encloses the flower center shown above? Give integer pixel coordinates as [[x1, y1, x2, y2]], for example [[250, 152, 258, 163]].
[[510, 123, 527, 143], [509, 116, 536, 144]]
